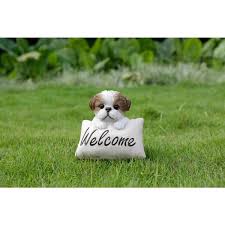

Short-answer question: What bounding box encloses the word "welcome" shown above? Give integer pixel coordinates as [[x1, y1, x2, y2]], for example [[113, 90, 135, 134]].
[[80, 127, 136, 147]]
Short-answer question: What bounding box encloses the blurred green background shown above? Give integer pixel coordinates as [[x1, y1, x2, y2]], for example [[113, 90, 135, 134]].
[[0, 38, 225, 86]]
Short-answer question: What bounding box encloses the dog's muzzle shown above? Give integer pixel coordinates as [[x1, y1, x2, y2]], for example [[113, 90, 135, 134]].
[[105, 107, 112, 112]]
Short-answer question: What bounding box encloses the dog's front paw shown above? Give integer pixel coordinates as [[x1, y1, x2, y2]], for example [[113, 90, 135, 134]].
[[92, 120, 107, 129], [113, 119, 128, 130]]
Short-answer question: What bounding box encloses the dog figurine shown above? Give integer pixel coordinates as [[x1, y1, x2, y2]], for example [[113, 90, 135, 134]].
[[89, 90, 131, 130]]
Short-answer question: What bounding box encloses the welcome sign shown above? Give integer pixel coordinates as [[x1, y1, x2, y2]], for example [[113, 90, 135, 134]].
[[75, 118, 145, 159]]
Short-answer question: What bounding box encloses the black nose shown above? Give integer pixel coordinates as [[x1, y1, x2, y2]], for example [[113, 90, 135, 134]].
[[105, 107, 112, 112]]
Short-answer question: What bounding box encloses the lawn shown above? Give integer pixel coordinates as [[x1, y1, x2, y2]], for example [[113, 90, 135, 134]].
[[0, 83, 225, 187]]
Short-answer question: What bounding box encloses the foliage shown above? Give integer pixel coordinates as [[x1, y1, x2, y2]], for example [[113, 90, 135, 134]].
[[0, 38, 225, 80], [155, 38, 178, 63], [182, 38, 202, 62]]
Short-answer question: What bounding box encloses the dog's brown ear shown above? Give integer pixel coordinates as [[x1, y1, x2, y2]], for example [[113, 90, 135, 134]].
[[89, 96, 96, 110], [89, 94, 101, 111], [125, 97, 131, 111], [114, 93, 131, 112]]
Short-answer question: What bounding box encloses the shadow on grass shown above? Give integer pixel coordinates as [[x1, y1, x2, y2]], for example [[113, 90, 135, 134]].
[[73, 145, 170, 163]]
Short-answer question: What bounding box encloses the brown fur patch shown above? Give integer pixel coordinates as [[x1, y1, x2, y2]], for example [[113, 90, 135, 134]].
[[114, 93, 131, 112], [89, 94, 102, 111]]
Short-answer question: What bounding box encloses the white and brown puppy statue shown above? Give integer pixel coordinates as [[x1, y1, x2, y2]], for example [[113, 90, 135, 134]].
[[75, 90, 145, 159], [89, 90, 131, 130]]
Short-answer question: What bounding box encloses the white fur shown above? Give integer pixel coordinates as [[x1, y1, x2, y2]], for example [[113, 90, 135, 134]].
[[92, 90, 129, 130]]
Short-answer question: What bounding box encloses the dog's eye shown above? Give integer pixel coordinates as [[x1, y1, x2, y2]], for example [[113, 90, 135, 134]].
[[113, 104, 119, 110], [99, 104, 104, 109]]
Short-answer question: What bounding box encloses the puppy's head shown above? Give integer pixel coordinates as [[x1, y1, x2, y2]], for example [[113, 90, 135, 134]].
[[89, 90, 131, 121]]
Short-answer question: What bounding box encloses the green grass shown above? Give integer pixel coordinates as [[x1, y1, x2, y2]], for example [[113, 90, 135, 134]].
[[0, 83, 225, 187]]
